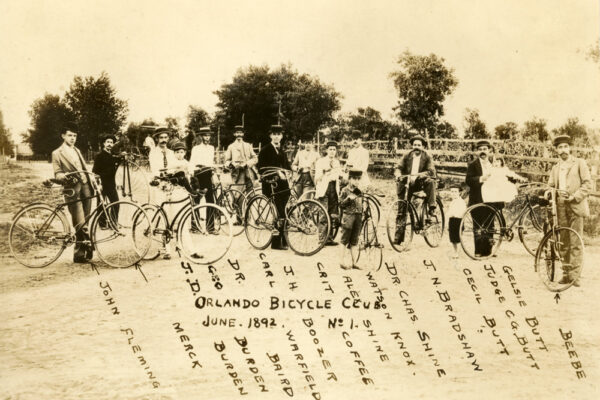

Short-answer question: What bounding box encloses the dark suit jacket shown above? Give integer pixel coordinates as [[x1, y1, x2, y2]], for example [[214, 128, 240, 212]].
[[92, 150, 120, 190], [466, 158, 484, 206], [397, 150, 437, 177], [258, 143, 291, 197]]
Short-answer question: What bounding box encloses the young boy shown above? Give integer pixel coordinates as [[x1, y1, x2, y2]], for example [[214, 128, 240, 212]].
[[171, 141, 195, 194], [447, 184, 467, 259], [339, 169, 363, 269]]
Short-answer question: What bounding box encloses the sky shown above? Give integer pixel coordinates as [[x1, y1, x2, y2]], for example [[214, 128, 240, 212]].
[[1, 0, 599, 141]]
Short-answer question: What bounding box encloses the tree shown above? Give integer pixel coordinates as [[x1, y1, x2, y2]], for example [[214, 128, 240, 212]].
[[434, 120, 458, 139], [64, 72, 128, 152], [521, 117, 549, 142], [125, 118, 157, 149], [586, 39, 600, 69], [390, 50, 458, 139], [0, 110, 15, 156], [214, 64, 341, 145], [494, 122, 519, 140], [185, 105, 211, 135], [25, 94, 74, 156], [553, 117, 589, 146], [463, 108, 489, 140]]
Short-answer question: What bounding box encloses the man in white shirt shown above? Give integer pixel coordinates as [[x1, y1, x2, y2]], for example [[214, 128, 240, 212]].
[[189, 126, 217, 230], [292, 141, 319, 197], [52, 127, 93, 263], [547, 135, 592, 286], [225, 125, 258, 197], [346, 130, 370, 188], [315, 141, 342, 245], [149, 127, 177, 177]]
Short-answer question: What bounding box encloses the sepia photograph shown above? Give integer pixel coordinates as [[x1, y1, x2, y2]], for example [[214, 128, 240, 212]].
[[1, 1, 599, 399]]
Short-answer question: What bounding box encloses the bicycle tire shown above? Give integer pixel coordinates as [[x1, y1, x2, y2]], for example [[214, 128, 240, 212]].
[[423, 196, 445, 248], [115, 162, 150, 204], [220, 188, 245, 236], [133, 203, 168, 260], [386, 200, 414, 252], [518, 204, 546, 257], [177, 204, 233, 265], [363, 194, 381, 225], [285, 199, 331, 256], [356, 215, 383, 271], [244, 195, 277, 250], [9, 203, 70, 268], [535, 227, 584, 292], [459, 203, 504, 260], [91, 201, 152, 268], [241, 186, 262, 216]]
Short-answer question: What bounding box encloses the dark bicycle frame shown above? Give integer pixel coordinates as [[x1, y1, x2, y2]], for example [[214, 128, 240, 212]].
[[396, 175, 443, 233]]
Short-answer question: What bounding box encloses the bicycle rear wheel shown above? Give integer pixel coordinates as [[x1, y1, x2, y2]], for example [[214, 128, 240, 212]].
[[285, 199, 330, 256], [356, 216, 383, 271], [459, 203, 504, 260], [423, 196, 445, 248], [91, 201, 151, 268], [220, 188, 245, 236], [115, 162, 150, 204], [9, 204, 70, 268], [244, 195, 276, 250], [535, 227, 584, 292], [363, 194, 381, 225], [386, 200, 414, 252], [518, 204, 546, 257], [178, 204, 233, 264]]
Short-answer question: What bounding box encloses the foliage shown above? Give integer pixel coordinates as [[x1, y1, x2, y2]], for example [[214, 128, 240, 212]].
[[434, 120, 458, 139], [494, 122, 519, 140], [0, 110, 15, 156], [334, 107, 407, 141], [25, 94, 74, 156], [185, 106, 211, 135], [390, 50, 458, 138], [214, 63, 341, 146], [552, 117, 589, 146], [124, 118, 157, 149], [63, 72, 128, 152], [463, 108, 490, 139], [586, 39, 600, 69], [521, 117, 549, 142]]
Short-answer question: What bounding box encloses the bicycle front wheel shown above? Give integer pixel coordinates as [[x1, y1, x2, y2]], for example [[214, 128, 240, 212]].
[[285, 199, 331, 256], [220, 188, 245, 236], [459, 203, 504, 260], [535, 227, 584, 292], [518, 204, 546, 257], [178, 204, 233, 265], [423, 196, 445, 248], [9, 204, 70, 268], [244, 195, 276, 250], [386, 200, 414, 252], [356, 216, 383, 271], [133, 204, 168, 260], [91, 201, 152, 268], [115, 162, 150, 204]]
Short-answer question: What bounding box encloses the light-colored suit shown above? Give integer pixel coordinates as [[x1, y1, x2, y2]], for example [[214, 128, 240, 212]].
[[52, 143, 93, 258], [547, 156, 592, 280], [225, 140, 258, 191]]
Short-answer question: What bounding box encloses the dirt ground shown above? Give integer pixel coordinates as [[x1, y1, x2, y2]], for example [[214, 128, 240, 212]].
[[1, 162, 598, 400]]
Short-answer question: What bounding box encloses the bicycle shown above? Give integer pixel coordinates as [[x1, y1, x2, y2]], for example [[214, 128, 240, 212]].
[[534, 186, 585, 292], [115, 152, 151, 204], [244, 167, 331, 256], [459, 182, 548, 260], [385, 174, 445, 252], [354, 192, 384, 271], [136, 169, 233, 265], [9, 171, 152, 268], [194, 165, 245, 237]]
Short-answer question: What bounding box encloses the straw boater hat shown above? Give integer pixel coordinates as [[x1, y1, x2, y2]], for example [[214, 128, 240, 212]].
[[475, 139, 491, 149], [153, 126, 171, 139], [234, 125, 244, 134], [196, 126, 213, 136], [552, 135, 571, 147]]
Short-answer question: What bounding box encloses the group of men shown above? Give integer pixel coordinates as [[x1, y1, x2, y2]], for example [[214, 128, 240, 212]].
[[52, 123, 592, 286]]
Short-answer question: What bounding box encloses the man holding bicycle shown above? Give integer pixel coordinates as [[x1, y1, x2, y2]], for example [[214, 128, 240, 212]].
[[225, 125, 258, 196], [93, 134, 122, 228], [189, 126, 216, 229], [258, 124, 291, 250], [548, 135, 592, 286], [315, 140, 343, 246], [52, 126, 93, 263], [393, 135, 437, 244]]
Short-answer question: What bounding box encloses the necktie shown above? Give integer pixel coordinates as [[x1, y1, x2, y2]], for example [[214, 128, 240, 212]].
[[162, 150, 167, 168]]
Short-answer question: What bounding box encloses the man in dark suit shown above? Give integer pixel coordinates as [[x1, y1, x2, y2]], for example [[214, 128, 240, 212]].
[[393, 135, 437, 243], [465, 139, 495, 256], [257, 125, 291, 250], [52, 127, 94, 263], [93, 134, 122, 228]]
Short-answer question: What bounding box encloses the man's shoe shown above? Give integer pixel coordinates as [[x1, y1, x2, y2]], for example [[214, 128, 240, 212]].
[[190, 253, 204, 259], [428, 206, 438, 217], [572, 279, 580, 287], [325, 239, 338, 246], [558, 276, 572, 285], [73, 257, 87, 263], [162, 253, 172, 260]]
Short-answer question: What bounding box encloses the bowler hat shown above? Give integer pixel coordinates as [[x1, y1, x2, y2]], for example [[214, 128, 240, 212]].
[[552, 135, 571, 147], [101, 134, 117, 144], [409, 135, 426, 145], [476, 139, 491, 149], [270, 125, 284, 134], [351, 130, 362, 139]]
